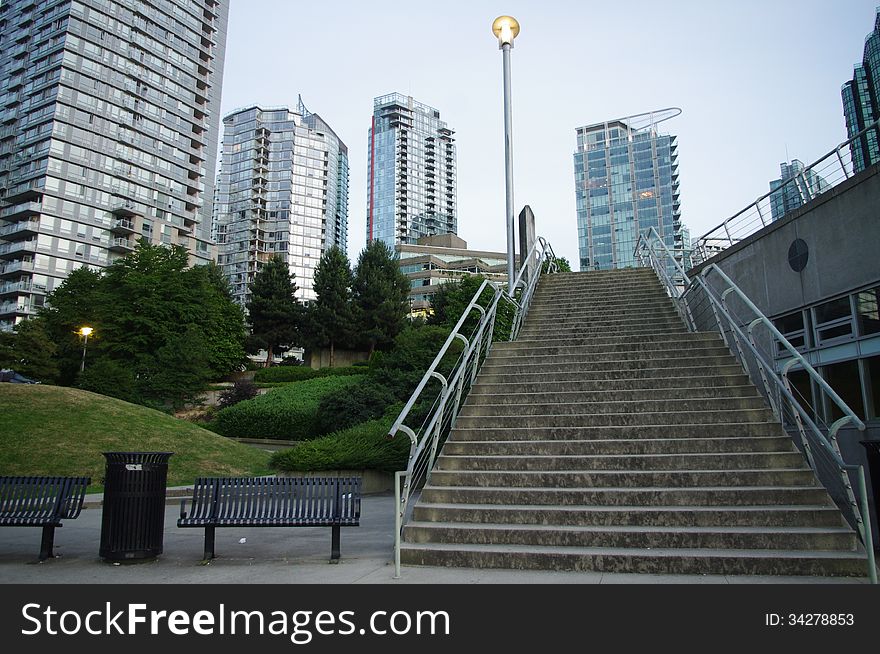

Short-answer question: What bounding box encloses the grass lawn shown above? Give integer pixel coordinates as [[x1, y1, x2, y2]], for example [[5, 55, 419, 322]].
[[0, 384, 272, 491]]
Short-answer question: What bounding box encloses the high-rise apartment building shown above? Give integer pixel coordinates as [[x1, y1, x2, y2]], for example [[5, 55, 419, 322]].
[[842, 8, 880, 173], [0, 0, 228, 332], [367, 93, 456, 247], [769, 159, 831, 222], [213, 99, 349, 305], [574, 108, 683, 271]]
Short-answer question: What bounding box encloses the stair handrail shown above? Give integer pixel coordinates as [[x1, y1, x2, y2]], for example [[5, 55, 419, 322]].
[[389, 235, 558, 578], [635, 226, 876, 583]]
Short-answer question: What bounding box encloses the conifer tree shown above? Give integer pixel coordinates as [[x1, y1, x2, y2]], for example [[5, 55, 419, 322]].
[[311, 246, 354, 367], [351, 240, 410, 354], [246, 254, 302, 366]]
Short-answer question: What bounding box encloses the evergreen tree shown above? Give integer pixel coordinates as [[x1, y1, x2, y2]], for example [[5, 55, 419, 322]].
[[246, 254, 303, 366], [352, 239, 410, 354], [311, 246, 354, 367], [0, 319, 59, 383]]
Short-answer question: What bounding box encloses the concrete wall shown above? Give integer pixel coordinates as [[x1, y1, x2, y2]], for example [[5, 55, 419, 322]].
[[689, 164, 880, 547], [305, 348, 371, 369]]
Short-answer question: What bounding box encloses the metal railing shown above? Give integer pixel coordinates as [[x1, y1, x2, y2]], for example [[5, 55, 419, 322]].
[[691, 119, 880, 265], [389, 236, 558, 578], [636, 226, 877, 583]]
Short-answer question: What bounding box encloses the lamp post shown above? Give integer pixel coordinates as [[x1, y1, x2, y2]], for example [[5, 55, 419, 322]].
[[78, 326, 93, 373], [492, 15, 520, 293]]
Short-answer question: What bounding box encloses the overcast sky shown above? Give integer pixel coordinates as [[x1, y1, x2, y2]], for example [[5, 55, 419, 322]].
[[217, 0, 877, 269]]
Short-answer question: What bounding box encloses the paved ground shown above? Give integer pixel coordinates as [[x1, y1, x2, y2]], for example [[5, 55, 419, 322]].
[[0, 493, 870, 584]]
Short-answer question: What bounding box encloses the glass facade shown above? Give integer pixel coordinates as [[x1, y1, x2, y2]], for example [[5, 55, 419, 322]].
[[0, 0, 228, 332], [367, 93, 456, 247], [213, 99, 349, 306], [842, 9, 880, 174], [768, 160, 831, 222], [573, 109, 683, 272]]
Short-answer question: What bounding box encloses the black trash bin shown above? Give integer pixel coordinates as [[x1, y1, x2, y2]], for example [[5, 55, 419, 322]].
[[99, 452, 173, 561]]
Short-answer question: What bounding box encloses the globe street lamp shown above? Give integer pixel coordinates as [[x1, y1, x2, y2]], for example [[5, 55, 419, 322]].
[[78, 326, 93, 372], [492, 15, 520, 292]]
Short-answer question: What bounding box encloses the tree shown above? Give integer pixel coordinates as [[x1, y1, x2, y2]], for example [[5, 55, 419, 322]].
[[429, 274, 515, 341], [38, 266, 103, 385], [311, 246, 354, 367], [186, 262, 247, 377], [246, 254, 303, 366], [352, 239, 410, 355], [543, 256, 572, 273], [0, 319, 58, 383]]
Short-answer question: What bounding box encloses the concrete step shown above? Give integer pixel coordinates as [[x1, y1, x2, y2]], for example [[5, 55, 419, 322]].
[[472, 373, 752, 393], [494, 335, 723, 353], [418, 485, 834, 507], [517, 325, 688, 339], [466, 386, 759, 404], [398, 542, 868, 576], [427, 468, 817, 488], [486, 345, 733, 363], [403, 522, 858, 551], [454, 408, 777, 428], [480, 356, 740, 375], [441, 436, 797, 456], [522, 312, 683, 328], [458, 396, 769, 417], [449, 422, 784, 440], [410, 503, 847, 528], [435, 452, 808, 472], [528, 298, 675, 313]]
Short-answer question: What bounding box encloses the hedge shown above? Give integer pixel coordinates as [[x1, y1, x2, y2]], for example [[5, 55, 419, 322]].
[[252, 365, 368, 384], [210, 376, 362, 440], [269, 418, 410, 473]]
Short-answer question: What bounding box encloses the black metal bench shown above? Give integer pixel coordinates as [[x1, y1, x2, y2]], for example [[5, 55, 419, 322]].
[[0, 476, 90, 560], [178, 476, 361, 561]]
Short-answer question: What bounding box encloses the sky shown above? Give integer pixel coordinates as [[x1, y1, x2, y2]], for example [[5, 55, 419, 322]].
[[217, 0, 878, 269]]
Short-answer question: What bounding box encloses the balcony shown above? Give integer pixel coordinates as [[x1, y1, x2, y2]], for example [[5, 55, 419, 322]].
[[110, 218, 137, 234], [0, 260, 34, 278], [0, 240, 36, 260], [0, 281, 32, 298], [0, 301, 33, 317], [3, 182, 42, 205], [0, 200, 41, 221], [110, 199, 141, 217], [109, 237, 135, 253], [0, 219, 39, 240]]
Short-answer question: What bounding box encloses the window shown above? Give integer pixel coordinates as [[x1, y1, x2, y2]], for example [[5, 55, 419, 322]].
[[865, 356, 880, 419], [821, 360, 865, 422], [856, 287, 880, 336], [775, 310, 807, 351], [813, 296, 854, 345]]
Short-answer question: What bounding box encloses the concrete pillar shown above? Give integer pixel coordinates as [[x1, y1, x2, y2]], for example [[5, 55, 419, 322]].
[[518, 205, 536, 287]]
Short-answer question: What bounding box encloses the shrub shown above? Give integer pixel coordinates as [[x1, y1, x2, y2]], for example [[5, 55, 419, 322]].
[[217, 379, 259, 409], [269, 418, 409, 473], [76, 358, 138, 404], [314, 380, 394, 435], [319, 366, 369, 377], [211, 375, 361, 440], [253, 366, 319, 383]]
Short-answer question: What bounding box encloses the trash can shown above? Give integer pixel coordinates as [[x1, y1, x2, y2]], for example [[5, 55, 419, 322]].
[[99, 452, 173, 561]]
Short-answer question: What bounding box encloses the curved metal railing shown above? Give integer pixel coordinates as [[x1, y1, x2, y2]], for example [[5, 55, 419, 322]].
[[635, 226, 876, 582], [389, 236, 558, 577]]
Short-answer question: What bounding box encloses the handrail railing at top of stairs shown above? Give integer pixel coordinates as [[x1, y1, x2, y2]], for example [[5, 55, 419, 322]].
[[634, 225, 876, 583], [388, 236, 558, 578]]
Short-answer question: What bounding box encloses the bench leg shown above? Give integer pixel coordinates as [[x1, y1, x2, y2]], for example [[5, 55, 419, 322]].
[[39, 525, 56, 561], [330, 525, 341, 563], [203, 527, 216, 560]]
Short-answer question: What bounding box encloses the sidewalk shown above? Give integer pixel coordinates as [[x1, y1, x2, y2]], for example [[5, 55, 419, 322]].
[[0, 494, 869, 584]]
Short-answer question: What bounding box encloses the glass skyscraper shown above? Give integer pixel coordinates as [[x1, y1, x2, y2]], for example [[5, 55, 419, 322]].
[[769, 160, 831, 222], [213, 99, 349, 305], [842, 8, 880, 174], [367, 93, 456, 247], [0, 0, 228, 332], [574, 108, 683, 271]]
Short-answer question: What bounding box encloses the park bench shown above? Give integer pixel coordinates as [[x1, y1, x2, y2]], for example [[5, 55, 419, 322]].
[[178, 476, 361, 561], [0, 476, 90, 560]]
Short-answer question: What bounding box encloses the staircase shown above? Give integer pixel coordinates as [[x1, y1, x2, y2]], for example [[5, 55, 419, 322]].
[[399, 269, 869, 576]]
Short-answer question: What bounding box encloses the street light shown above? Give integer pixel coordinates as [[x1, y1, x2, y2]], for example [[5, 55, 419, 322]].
[[492, 15, 520, 293], [78, 326, 93, 372]]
